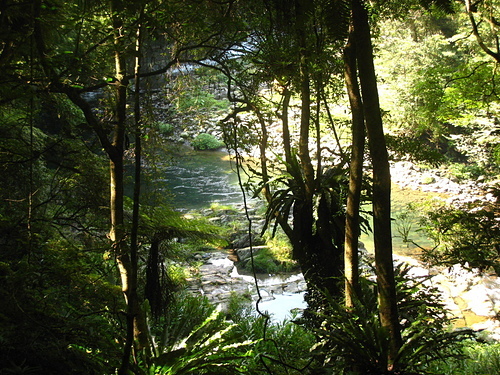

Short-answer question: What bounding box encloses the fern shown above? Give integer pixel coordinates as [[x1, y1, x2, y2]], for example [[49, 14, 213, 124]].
[[310, 265, 473, 373], [151, 308, 256, 375]]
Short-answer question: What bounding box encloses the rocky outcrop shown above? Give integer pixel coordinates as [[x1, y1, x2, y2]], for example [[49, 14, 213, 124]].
[[391, 160, 498, 205], [189, 249, 500, 338], [187, 250, 307, 314], [396, 255, 500, 340]]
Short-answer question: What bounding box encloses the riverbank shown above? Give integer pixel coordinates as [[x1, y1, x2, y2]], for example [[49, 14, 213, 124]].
[[396, 253, 500, 340], [391, 160, 500, 338], [186, 249, 307, 321], [187, 246, 500, 339], [184, 158, 500, 338], [391, 160, 499, 205], [157, 135, 500, 337]]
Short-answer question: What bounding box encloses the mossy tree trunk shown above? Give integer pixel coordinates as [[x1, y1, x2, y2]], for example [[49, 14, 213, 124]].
[[343, 25, 365, 308], [351, 0, 402, 369]]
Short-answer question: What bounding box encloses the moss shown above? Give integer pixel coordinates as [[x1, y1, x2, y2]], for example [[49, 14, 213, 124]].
[[155, 121, 174, 136], [421, 175, 436, 184], [242, 241, 298, 274], [191, 133, 225, 150]]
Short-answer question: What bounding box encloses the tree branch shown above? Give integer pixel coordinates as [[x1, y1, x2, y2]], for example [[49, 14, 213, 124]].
[[465, 0, 500, 63]]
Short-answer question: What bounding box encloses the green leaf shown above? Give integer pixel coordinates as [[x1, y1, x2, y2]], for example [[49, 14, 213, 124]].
[[153, 348, 187, 367]]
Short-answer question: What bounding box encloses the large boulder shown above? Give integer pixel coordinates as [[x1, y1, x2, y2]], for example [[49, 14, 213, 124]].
[[235, 245, 267, 263]]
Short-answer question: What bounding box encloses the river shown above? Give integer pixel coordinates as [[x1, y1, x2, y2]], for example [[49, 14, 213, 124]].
[[150, 150, 440, 321], [156, 151, 500, 334], [157, 149, 437, 254]]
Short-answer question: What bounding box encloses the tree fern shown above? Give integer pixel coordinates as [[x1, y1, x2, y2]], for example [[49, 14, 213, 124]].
[[140, 206, 226, 318]]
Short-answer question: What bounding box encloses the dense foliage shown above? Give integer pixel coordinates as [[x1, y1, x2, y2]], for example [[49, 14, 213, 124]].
[[3, 0, 500, 374], [310, 264, 471, 374], [418, 197, 500, 274]]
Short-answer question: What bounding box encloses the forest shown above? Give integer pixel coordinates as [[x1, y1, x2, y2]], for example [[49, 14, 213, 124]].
[[3, 0, 500, 374]]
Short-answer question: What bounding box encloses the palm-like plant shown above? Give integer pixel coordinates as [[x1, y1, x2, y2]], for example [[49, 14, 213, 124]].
[[134, 294, 256, 375], [309, 264, 472, 374], [150, 308, 256, 375]]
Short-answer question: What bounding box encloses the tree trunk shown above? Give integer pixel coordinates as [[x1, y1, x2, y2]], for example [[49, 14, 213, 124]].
[[281, 87, 293, 166], [273, 0, 345, 307], [351, 0, 402, 369], [295, 0, 315, 194], [130, 10, 152, 362], [110, 3, 148, 373], [343, 26, 365, 308]]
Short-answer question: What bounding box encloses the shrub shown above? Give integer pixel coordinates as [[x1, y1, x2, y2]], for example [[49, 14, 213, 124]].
[[491, 143, 500, 167], [255, 250, 295, 274], [419, 200, 500, 274], [385, 133, 445, 166], [424, 341, 500, 374], [309, 264, 472, 374], [446, 162, 484, 181], [156, 121, 174, 136], [240, 233, 298, 274], [191, 133, 225, 150], [148, 293, 255, 375]]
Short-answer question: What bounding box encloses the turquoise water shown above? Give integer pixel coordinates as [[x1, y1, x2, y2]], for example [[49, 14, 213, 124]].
[[155, 150, 245, 210], [360, 184, 440, 256], [155, 150, 437, 253]]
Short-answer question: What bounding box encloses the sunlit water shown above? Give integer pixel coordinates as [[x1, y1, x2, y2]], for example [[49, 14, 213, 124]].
[[157, 150, 246, 209], [149, 150, 441, 319], [229, 264, 307, 322], [361, 184, 441, 256], [154, 151, 439, 253]]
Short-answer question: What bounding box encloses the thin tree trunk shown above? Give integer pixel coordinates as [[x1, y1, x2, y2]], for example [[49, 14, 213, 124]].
[[269, 87, 295, 240], [255, 106, 271, 202], [281, 87, 292, 166], [130, 10, 152, 361], [351, 0, 402, 369], [343, 26, 365, 308], [295, 0, 315, 195], [109, 3, 139, 374]]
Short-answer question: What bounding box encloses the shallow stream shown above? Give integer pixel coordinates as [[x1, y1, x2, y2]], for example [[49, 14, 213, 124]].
[[159, 150, 244, 209], [158, 150, 439, 253], [154, 150, 443, 320], [154, 150, 500, 336]]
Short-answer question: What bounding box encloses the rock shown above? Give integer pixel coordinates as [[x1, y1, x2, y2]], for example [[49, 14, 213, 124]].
[[394, 257, 500, 340], [231, 232, 265, 249], [188, 250, 306, 318], [235, 245, 267, 262]]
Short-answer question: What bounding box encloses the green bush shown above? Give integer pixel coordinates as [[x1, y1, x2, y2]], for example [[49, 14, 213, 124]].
[[156, 121, 174, 136], [242, 244, 298, 274], [491, 143, 500, 167], [419, 200, 500, 274], [424, 341, 500, 374], [146, 291, 317, 375], [309, 264, 471, 374], [147, 293, 255, 375], [191, 133, 225, 150], [243, 248, 281, 273], [446, 162, 484, 181], [385, 133, 446, 166]]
